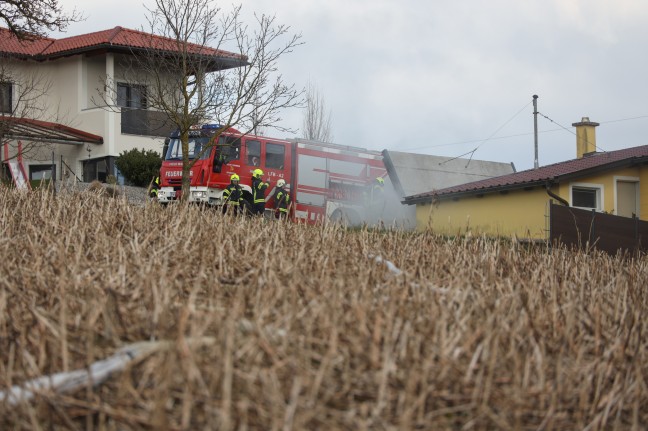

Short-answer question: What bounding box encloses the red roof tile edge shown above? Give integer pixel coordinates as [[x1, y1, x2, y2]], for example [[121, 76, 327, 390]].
[[0, 26, 244, 61]]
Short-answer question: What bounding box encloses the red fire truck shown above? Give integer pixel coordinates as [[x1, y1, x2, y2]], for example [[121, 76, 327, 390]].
[[157, 124, 387, 224]]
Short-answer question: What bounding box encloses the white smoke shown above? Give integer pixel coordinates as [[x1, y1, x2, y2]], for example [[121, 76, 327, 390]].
[[337, 179, 416, 230]]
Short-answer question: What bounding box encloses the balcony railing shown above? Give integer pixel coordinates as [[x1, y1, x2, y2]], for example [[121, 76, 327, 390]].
[[121, 109, 176, 137]]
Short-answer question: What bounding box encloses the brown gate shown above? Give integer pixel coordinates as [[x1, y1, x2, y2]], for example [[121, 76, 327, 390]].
[[549, 203, 648, 255]]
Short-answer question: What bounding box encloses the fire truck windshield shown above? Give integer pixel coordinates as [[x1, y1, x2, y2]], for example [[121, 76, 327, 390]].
[[165, 137, 211, 161]]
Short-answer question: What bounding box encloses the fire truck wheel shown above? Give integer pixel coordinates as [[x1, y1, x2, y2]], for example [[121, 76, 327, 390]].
[[331, 208, 362, 227], [330, 209, 350, 226], [345, 209, 361, 226]]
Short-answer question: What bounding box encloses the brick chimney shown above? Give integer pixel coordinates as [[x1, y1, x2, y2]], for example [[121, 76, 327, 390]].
[[572, 117, 599, 158]]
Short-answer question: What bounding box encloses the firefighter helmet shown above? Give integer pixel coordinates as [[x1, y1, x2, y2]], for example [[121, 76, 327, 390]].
[[277, 179, 286, 187], [376, 177, 385, 184], [253, 168, 264, 178], [230, 173, 240, 182]]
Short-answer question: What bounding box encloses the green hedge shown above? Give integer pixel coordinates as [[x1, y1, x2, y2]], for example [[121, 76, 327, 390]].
[[115, 148, 162, 187]]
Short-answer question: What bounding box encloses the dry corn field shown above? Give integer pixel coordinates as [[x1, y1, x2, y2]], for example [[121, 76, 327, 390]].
[[0, 187, 647, 431]]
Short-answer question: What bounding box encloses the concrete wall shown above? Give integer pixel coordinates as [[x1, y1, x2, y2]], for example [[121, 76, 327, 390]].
[[84, 56, 105, 110], [3, 58, 59, 120], [385, 150, 515, 197]]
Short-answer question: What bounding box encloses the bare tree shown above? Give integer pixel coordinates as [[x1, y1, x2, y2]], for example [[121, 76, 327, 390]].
[[100, 0, 303, 201], [0, 0, 82, 40], [0, 56, 59, 164], [302, 81, 333, 143], [0, 0, 81, 172]]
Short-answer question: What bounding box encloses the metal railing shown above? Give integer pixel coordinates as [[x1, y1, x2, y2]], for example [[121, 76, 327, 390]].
[[60, 157, 82, 182], [120, 109, 175, 137]]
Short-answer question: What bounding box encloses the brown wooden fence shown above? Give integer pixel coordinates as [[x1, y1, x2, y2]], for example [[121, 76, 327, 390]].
[[549, 202, 648, 255]]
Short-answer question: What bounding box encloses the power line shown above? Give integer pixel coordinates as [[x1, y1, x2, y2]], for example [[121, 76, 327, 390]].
[[537, 111, 607, 153], [440, 100, 532, 167], [394, 112, 648, 153], [601, 115, 648, 124], [435, 148, 478, 166], [398, 128, 564, 151], [474, 100, 533, 152]]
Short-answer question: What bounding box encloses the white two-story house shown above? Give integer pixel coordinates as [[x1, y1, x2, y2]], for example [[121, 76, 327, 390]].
[[0, 26, 244, 184]]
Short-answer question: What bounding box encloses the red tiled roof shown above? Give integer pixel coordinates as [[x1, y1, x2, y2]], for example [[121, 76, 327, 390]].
[[0, 26, 244, 61], [405, 144, 648, 203], [0, 27, 54, 56]]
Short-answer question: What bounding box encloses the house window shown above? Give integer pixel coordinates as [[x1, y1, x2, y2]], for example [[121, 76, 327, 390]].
[[0, 82, 12, 114], [117, 83, 147, 109], [571, 185, 602, 211], [265, 142, 285, 170], [30, 165, 54, 181]]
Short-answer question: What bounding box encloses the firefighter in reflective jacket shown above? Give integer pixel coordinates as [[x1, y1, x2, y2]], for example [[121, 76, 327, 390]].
[[222, 173, 243, 215], [251, 168, 269, 216], [372, 177, 385, 204], [273, 179, 290, 220], [364, 177, 385, 206], [149, 176, 160, 199], [363, 177, 386, 223]]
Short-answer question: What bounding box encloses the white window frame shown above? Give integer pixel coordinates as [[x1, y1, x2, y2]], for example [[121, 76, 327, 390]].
[[613, 176, 640, 218], [569, 182, 604, 212]]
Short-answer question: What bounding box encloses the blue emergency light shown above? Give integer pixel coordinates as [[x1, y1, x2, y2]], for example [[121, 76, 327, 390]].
[[201, 124, 222, 130]]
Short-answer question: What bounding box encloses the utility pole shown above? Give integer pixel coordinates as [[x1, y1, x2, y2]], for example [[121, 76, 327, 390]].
[[533, 94, 539, 169]]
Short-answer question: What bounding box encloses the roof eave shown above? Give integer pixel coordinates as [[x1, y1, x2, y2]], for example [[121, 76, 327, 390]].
[[36, 45, 247, 71], [3, 135, 103, 145], [0, 116, 104, 145], [403, 179, 548, 205], [0, 51, 39, 60], [404, 154, 648, 205]]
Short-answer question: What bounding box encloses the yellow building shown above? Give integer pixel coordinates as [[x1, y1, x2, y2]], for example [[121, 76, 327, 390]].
[[404, 118, 648, 240]]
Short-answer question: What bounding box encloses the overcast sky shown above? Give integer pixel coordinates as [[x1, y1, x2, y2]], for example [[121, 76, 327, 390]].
[[54, 0, 648, 171]]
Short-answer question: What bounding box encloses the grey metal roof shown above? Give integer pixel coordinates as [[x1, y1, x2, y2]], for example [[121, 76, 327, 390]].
[[382, 150, 516, 198]]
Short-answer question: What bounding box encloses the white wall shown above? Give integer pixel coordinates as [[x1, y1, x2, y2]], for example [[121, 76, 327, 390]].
[[4, 51, 167, 182]]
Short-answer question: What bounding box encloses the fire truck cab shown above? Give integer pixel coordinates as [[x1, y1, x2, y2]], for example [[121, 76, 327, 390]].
[[157, 125, 291, 212]]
